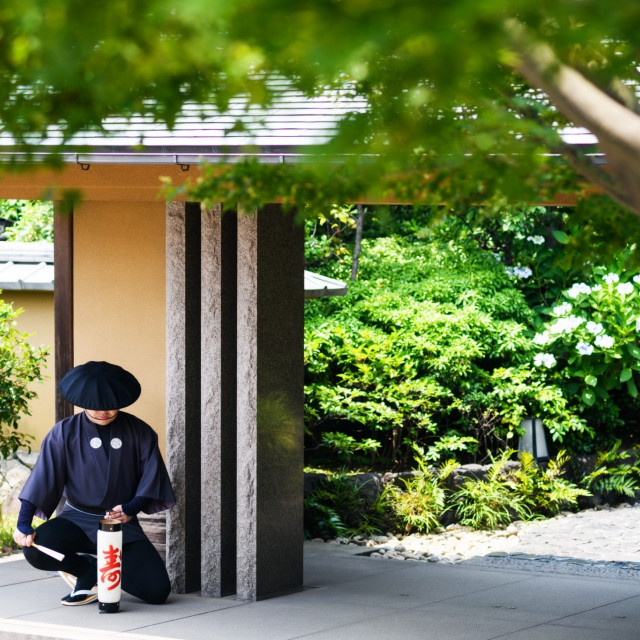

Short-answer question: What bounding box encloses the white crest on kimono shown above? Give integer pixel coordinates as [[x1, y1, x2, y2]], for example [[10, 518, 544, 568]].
[[90, 437, 102, 449], [111, 438, 123, 449]]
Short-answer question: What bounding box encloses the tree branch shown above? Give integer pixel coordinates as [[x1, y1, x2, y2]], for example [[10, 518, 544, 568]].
[[505, 18, 640, 216]]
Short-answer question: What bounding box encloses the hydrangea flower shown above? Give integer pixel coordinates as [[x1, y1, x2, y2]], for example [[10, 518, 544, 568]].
[[505, 265, 533, 279], [566, 282, 592, 298], [586, 321, 604, 335], [592, 284, 602, 292], [634, 275, 640, 285], [548, 315, 585, 334], [637, 318, 640, 332], [603, 273, 620, 284], [576, 341, 594, 356], [553, 302, 572, 316], [534, 353, 557, 368], [594, 334, 614, 349], [617, 282, 634, 296], [533, 333, 550, 345], [526, 235, 545, 245]]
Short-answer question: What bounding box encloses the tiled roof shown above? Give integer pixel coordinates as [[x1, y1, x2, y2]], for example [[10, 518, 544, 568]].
[[0, 84, 597, 166], [0, 86, 369, 161], [304, 271, 348, 298], [0, 242, 54, 291], [0, 242, 348, 297]]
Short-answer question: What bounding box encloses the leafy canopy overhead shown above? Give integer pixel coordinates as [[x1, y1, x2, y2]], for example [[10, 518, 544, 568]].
[[2, 1, 640, 214]]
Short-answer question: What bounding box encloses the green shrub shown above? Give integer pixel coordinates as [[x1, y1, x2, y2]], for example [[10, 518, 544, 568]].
[[0, 298, 49, 458], [382, 448, 456, 534], [0, 200, 53, 243], [319, 431, 381, 466], [582, 441, 640, 499], [450, 451, 533, 530], [451, 450, 589, 530], [303, 471, 390, 540], [529, 253, 640, 448], [511, 450, 590, 516], [305, 234, 584, 467]]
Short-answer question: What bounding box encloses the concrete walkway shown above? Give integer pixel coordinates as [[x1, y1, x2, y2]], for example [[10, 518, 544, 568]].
[[1, 541, 640, 640]]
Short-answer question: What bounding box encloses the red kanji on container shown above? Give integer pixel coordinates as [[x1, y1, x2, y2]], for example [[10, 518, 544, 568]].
[[99, 544, 122, 590]]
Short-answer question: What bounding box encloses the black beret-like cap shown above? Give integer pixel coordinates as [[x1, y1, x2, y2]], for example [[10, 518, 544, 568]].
[[58, 361, 141, 410]]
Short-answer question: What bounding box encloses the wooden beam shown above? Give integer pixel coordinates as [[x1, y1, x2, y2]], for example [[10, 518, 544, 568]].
[[53, 201, 74, 422]]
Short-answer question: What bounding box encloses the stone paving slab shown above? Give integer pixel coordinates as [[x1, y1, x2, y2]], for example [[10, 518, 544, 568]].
[[4, 508, 640, 640]]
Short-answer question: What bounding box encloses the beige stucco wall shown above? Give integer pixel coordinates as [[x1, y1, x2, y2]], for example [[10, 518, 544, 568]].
[[0, 165, 191, 455], [73, 200, 167, 454], [0, 290, 55, 446]]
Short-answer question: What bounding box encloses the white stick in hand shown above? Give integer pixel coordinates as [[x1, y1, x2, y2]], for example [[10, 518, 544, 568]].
[[32, 543, 65, 562]]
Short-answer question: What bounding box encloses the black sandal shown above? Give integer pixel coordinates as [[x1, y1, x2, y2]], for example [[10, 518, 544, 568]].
[[61, 587, 98, 606]]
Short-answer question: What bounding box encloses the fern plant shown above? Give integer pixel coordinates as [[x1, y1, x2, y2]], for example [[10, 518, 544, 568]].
[[303, 471, 390, 539], [513, 450, 590, 516], [582, 441, 640, 499], [450, 450, 532, 530], [303, 497, 349, 540], [383, 446, 455, 534]]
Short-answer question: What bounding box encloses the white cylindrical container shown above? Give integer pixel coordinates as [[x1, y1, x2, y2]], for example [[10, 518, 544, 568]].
[[97, 519, 122, 613]]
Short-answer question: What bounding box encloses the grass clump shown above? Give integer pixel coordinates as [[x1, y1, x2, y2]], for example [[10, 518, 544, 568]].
[[0, 515, 18, 554], [304, 446, 592, 538]]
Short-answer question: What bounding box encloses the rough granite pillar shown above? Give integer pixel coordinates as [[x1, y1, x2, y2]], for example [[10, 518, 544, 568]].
[[201, 204, 237, 597], [236, 204, 304, 600], [166, 201, 202, 593]]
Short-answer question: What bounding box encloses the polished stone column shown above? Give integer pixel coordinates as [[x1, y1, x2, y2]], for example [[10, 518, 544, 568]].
[[166, 201, 202, 593], [201, 204, 237, 597], [236, 204, 304, 600]]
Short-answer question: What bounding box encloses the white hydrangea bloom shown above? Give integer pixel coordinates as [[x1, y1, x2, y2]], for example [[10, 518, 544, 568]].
[[526, 235, 545, 245], [549, 315, 585, 335], [592, 284, 602, 292], [634, 274, 640, 285], [505, 265, 533, 279], [586, 321, 604, 335], [576, 341, 594, 356], [533, 333, 550, 345], [534, 353, 557, 368], [603, 273, 620, 284], [594, 334, 614, 349], [637, 318, 640, 332], [617, 282, 634, 295], [553, 302, 572, 316], [566, 282, 592, 298]]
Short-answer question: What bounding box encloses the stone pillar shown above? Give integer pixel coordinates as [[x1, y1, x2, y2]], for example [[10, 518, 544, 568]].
[[201, 205, 238, 597], [166, 201, 202, 593], [236, 204, 304, 600]]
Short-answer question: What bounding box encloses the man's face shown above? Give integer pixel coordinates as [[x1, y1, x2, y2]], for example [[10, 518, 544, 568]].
[[85, 409, 119, 426]]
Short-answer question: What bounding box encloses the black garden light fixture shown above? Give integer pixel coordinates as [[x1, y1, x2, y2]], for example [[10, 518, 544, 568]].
[[518, 417, 549, 464]]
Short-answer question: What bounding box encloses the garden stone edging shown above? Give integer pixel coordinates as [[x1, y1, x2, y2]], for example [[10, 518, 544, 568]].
[[304, 461, 522, 498], [303, 457, 636, 511]]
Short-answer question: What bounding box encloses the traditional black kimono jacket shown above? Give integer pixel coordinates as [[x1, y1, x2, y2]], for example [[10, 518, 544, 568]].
[[19, 411, 175, 544]]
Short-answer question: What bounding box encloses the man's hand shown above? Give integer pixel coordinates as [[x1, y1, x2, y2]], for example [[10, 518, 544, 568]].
[[13, 529, 35, 547], [105, 505, 133, 524]]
